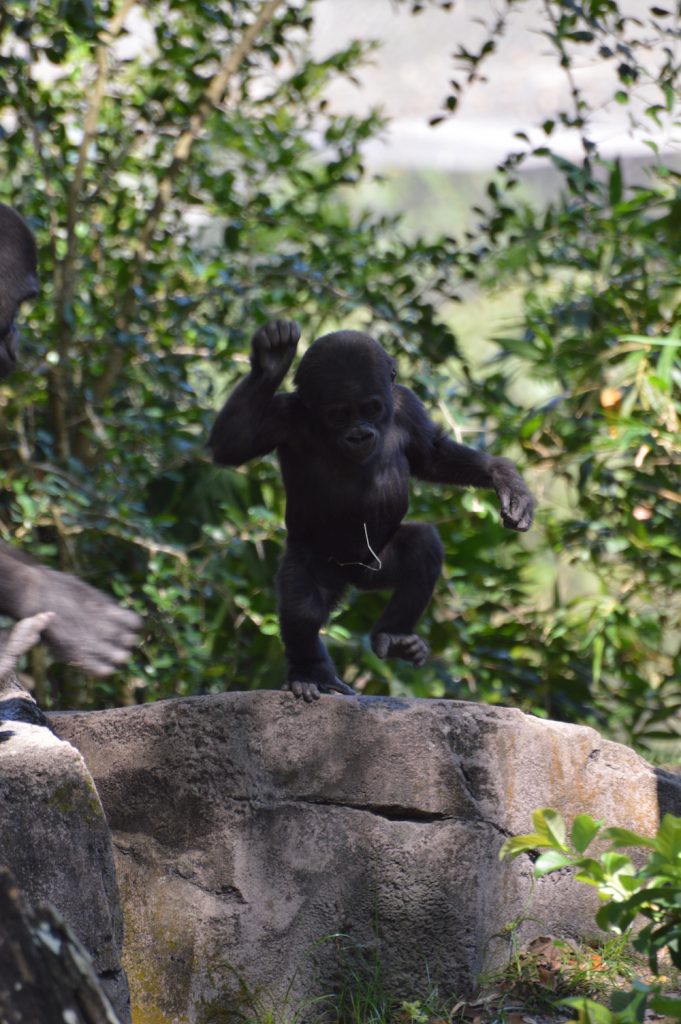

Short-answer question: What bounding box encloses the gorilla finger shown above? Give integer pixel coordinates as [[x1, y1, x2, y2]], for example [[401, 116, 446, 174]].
[[289, 321, 301, 345], [503, 510, 531, 532], [324, 678, 356, 696], [119, 630, 141, 649], [82, 662, 117, 678], [30, 611, 56, 630], [289, 679, 320, 701], [252, 327, 268, 350], [107, 646, 134, 665], [107, 607, 143, 631], [11, 611, 55, 642], [372, 633, 390, 659], [290, 679, 303, 698], [96, 624, 141, 649], [65, 651, 122, 677], [510, 499, 533, 531], [498, 488, 512, 517], [76, 640, 135, 674], [270, 320, 287, 347], [501, 511, 520, 530]]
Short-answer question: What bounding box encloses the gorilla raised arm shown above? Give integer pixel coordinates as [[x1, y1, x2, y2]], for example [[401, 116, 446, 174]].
[[0, 204, 141, 677], [209, 320, 534, 702]]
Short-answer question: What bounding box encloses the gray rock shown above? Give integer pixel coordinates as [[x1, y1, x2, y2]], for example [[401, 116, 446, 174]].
[[0, 719, 130, 1023], [51, 693, 681, 1023], [0, 866, 122, 1024]]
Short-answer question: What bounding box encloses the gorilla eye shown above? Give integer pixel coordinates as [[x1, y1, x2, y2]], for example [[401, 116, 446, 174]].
[[360, 398, 384, 421], [390, 365, 397, 383]]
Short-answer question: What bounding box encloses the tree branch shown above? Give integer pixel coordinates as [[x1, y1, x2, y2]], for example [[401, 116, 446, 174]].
[[91, 0, 286, 404], [52, 0, 137, 460], [62, 0, 137, 299]]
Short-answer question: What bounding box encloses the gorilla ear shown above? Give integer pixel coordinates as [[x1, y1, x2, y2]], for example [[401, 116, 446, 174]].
[[390, 363, 397, 383]]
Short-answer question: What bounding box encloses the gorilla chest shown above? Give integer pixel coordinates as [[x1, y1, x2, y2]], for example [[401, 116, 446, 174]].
[[280, 446, 410, 535]]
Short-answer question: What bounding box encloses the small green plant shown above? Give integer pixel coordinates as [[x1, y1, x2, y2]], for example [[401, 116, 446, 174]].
[[500, 810, 681, 1022], [334, 938, 445, 1024], [472, 929, 637, 1022]]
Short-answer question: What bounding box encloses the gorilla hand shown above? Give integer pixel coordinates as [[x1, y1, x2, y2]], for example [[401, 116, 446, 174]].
[[250, 319, 300, 383], [21, 566, 141, 676], [491, 457, 535, 532]]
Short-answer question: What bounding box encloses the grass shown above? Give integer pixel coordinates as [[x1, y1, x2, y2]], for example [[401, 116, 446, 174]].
[[230, 932, 681, 1024], [466, 933, 639, 1022]]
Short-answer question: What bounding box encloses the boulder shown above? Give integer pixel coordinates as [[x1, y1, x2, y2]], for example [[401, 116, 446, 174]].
[[0, 718, 130, 1023], [0, 867, 122, 1024], [51, 693, 681, 1023]]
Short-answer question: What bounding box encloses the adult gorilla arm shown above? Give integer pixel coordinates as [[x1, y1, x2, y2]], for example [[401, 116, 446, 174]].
[[208, 319, 299, 466], [0, 542, 140, 677], [398, 386, 535, 532], [0, 203, 141, 677], [0, 204, 38, 377]]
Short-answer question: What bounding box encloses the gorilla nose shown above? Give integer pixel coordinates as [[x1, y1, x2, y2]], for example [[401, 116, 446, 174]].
[[347, 426, 373, 445]]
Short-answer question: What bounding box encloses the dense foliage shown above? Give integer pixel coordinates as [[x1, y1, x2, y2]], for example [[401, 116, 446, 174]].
[[502, 808, 681, 1021], [0, 0, 678, 753]]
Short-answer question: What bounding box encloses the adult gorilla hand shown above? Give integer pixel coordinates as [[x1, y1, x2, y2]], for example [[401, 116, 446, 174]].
[[20, 565, 141, 676]]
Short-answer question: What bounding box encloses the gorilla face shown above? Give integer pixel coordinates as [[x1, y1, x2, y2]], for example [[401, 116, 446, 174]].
[[294, 330, 396, 464], [0, 205, 39, 379]]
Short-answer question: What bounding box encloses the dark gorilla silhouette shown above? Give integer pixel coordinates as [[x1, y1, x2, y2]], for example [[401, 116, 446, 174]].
[[0, 204, 141, 678], [209, 320, 534, 701]]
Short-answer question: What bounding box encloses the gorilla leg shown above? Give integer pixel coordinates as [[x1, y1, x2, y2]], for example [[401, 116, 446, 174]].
[[366, 522, 444, 666], [276, 549, 353, 701]]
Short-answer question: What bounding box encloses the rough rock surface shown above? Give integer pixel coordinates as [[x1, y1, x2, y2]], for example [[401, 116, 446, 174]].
[[52, 693, 681, 1024], [0, 867, 122, 1024], [0, 719, 130, 1023]]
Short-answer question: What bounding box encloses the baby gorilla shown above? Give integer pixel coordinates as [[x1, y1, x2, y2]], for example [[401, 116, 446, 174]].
[[209, 320, 534, 701]]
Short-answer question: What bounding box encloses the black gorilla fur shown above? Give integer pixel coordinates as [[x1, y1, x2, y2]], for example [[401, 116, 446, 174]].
[[209, 320, 534, 701], [0, 204, 140, 681]]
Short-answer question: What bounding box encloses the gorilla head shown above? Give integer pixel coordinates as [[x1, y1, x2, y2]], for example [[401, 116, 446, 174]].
[[294, 330, 396, 463], [0, 204, 39, 379]]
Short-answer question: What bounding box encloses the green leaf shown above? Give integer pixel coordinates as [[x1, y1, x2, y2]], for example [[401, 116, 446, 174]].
[[534, 850, 573, 876], [602, 827, 656, 850], [650, 994, 681, 1017], [533, 809, 568, 850], [558, 997, 614, 1024], [499, 833, 547, 860], [571, 814, 603, 854]]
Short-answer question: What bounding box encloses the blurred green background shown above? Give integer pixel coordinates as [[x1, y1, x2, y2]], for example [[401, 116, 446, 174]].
[[0, 0, 679, 758]]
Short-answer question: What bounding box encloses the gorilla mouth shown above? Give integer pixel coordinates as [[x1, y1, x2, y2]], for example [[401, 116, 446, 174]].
[[342, 435, 377, 462]]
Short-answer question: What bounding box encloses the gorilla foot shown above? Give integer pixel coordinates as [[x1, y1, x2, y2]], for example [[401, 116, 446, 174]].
[[282, 677, 356, 702], [372, 631, 429, 667]]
